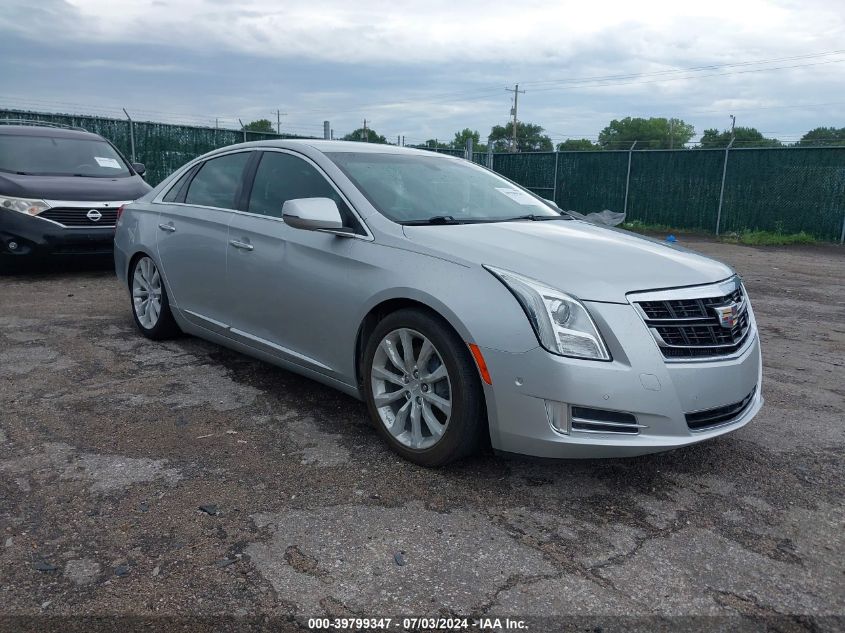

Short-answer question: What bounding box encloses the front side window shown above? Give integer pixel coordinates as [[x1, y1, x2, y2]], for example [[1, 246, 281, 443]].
[[326, 152, 561, 224], [0, 133, 131, 178], [184, 152, 250, 210], [248, 152, 360, 231]]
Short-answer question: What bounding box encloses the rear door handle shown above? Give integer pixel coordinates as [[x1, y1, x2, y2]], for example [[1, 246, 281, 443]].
[[229, 239, 254, 251], [158, 223, 176, 233]]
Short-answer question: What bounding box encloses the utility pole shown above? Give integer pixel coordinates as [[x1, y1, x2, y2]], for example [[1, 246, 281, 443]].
[[505, 84, 525, 152], [729, 114, 736, 141], [669, 118, 674, 150], [275, 109, 287, 135], [362, 119, 369, 142]]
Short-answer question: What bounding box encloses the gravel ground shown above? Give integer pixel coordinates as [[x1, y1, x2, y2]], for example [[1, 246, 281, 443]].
[[0, 238, 843, 632]]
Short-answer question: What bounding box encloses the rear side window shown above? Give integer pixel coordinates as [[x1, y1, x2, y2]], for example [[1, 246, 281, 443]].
[[248, 151, 361, 232], [162, 168, 194, 203], [184, 152, 250, 210]]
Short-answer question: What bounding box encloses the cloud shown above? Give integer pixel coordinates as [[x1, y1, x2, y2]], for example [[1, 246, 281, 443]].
[[0, 0, 843, 142]]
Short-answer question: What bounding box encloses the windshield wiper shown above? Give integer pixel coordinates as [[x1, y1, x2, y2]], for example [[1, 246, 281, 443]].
[[400, 215, 465, 225], [498, 213, 570, 222]]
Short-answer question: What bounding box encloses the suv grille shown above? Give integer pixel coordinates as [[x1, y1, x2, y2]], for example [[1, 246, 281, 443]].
[[686, 387, 757, 431], [634, 283, 752, 360], [39, 207, 118, 227]]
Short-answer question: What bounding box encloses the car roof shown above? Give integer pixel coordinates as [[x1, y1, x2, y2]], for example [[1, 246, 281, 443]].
[[0, 125, 106, 141], [232, 139, 448, 156]]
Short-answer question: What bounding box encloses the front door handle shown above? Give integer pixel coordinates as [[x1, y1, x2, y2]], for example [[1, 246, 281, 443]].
[[229, 239, 254, 251], [158, 223, 176, 233]]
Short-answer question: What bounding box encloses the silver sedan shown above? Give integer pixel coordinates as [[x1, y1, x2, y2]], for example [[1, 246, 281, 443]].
[[115, 141, 762, 466]]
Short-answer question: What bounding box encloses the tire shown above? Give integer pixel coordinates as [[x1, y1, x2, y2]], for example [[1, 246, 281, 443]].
[[363, 308, 485, 467], [129, 255, 180, 340]]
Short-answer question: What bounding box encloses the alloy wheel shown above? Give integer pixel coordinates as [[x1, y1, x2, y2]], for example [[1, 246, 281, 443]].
[[132, 256, 163, 330], [370, 328, 452, 450]]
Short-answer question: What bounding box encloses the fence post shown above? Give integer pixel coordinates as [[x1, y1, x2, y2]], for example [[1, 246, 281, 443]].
[[623, 141, 637, 215], [840, 211, 845, 244], [122, 108, 136, 163], [716, 138, 735, 236], [465, 137, 473, 161], [238, 119, 246, 143], [552, 150, 560, 205]]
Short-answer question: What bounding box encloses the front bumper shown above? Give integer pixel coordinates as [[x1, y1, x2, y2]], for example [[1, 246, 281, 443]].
[[481, 300, 763, 458], [0, 209, 114, 258]]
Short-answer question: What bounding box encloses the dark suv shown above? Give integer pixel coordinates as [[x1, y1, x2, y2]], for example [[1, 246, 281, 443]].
[[0, 122, 151, 264]]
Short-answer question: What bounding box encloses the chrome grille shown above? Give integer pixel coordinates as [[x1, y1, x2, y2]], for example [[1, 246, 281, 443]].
[[632, 278, 753, 361], [39, 207, 118, 227]]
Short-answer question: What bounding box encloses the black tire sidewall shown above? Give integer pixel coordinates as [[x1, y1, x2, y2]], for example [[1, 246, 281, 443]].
[[363, 309, 483, 466]]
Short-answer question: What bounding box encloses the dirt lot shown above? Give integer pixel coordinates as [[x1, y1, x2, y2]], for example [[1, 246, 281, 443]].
[[0, 238, 843, 632]]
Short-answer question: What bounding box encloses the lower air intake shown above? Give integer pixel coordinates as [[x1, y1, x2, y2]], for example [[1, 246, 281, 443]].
[[570, 407, 644, 434]]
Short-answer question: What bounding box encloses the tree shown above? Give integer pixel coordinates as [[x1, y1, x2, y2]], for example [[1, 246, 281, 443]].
[[557, 138, 601, 151], [797, 126, 845, 147], [451, 128, 486, 152], [342, 127, 388, 144], [488, 122, 553, 152], [422, 139, 450, 149], [698, 126, 782, 148], [598, 117, 694, 149], [244, 119, 275, 133]]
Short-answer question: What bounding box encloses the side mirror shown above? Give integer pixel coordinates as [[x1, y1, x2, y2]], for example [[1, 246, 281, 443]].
[[282, 197, 344, 231], [132, 162, 146, 176]]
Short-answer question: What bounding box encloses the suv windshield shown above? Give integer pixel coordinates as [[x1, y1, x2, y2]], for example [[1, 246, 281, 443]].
[[0, 134, 131, 178], [326, 152, 562, 224]]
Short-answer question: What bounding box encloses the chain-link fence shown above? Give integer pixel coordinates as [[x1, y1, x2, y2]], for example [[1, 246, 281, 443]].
[[4, 109, 843, 241], [493, 147, 845, 241]]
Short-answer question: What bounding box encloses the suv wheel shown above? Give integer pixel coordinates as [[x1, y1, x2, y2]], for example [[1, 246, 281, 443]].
[[130, 255, 180, 340], [363, 308, 485, 467]]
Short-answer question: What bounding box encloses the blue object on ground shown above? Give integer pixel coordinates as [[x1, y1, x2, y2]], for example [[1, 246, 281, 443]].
[[666, 234, 677, 243]]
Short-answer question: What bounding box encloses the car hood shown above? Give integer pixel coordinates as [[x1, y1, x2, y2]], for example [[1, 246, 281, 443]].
[[402, 220, 734, 303], [0, 172, 151, 202]]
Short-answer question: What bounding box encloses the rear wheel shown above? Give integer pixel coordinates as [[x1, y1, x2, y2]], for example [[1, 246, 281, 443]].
[[363, 308, 485, 467], [130, 255, 180, 340]]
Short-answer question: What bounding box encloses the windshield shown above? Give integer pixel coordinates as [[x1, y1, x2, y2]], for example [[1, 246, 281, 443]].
[[0, 134, 132, 178], [326, 152, 562, 224]]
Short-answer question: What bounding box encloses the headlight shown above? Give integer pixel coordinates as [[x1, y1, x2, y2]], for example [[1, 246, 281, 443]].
[[485, 266, 611, 361], [0, 196, 50, 216]]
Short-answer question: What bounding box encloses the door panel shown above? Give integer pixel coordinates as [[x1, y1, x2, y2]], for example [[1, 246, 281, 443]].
[[155, 151, 251, 329], [225, 150, 372, 382], [156, 205, 232, 332]]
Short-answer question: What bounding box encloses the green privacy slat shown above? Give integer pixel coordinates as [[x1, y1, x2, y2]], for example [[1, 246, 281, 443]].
[[493, 148, 845, 241]]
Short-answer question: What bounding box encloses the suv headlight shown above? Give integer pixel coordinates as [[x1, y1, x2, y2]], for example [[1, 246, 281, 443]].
[[0, 196, 50, 216], [485, 266, 611, 361]]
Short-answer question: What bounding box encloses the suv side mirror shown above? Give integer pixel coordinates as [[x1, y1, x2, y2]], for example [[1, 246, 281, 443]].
[[132, 162, 146, 176], [282, 198, 344, 231]]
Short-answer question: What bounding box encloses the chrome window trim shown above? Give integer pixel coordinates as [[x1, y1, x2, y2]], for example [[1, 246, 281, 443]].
[[627, 275, 758, 364], [151, 148, 374, 241]]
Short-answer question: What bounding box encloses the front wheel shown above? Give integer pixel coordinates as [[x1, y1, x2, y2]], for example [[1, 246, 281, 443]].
[[129, 255, 180, 340], [363, 309, 485, 467]]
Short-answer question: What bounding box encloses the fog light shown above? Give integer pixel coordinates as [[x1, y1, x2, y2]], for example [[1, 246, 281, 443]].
[[7, 241, 18, 251], [544, 400, 570, 435]]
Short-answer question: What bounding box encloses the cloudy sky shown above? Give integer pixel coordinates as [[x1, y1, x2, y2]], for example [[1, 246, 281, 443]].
[[1, 0, 843, 145]]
